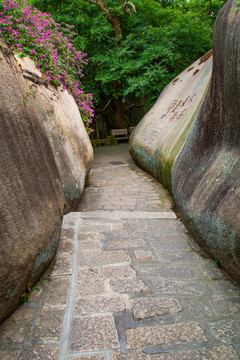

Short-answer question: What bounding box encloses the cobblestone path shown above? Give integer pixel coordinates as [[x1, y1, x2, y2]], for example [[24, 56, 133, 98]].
[[0, 144, 240, 360]]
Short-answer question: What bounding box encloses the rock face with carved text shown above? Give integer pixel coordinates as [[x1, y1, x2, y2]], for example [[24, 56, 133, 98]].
[[129, 51, 212, 192], [172, 0, 240, 283], [0, 39, 65, 323], [15, 56, 93, 213]]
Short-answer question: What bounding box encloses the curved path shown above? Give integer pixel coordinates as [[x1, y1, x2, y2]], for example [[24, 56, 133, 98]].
[[0, 144, 240, 359]]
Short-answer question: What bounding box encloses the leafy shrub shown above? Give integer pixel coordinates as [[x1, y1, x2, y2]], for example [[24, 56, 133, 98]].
[[0, 0, 94, 132]]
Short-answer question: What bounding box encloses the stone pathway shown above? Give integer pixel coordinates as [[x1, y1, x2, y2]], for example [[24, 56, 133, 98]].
[[0, 143, 240, 360]]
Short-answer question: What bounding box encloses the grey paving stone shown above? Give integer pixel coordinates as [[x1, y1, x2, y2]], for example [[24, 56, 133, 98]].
[[69, 315, 119, 352], [78, 222, 111, 233], [140, 265, 196, 280], [0, 317, 32, 345], [134, 250, 155, 261], [44, 277, 71, 305], [207, 280, 240, 295], [78, 232, 106, 241], [183, 298, 212, 318], [33, 306, 65, 341], [150, 345, 239, 359], [208, 318, 240, 343], [23, 345, 59, 360], [51, 256, 72, 276], [75, 280, 106, 297], [57, 239, 75, 255], [78, 240, 103, 251], [0, 346, 59, 360], [149, 240, 191, 252], [155, 252, 201, 264], [60, 227, 76, 240], [211, 296, 240, 316], [102, 265, 136, 279], [110, 278, 150, 295], [68, 355, 106, 360], [132, 297, 181, 320], [111, 351, 148, 359], [9, 303, 38, 322], [76, 267, 102, 282], [106, 238, 146, 249], [78, 250, 131, 267], [126, 322, 207, 349], [74, 296, 126, 315], [151, 279, 207, 295], [200, 263, 228, 280]]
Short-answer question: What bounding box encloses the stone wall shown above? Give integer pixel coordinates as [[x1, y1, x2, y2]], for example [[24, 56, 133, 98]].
[[172, 0, 240, 282]]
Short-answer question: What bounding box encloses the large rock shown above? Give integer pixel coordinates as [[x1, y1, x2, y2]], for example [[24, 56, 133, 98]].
[[172, 0, 240, 282], [129, 51, 212, 192], [16, 56, 93, 213], [0, 40, 65, 323]]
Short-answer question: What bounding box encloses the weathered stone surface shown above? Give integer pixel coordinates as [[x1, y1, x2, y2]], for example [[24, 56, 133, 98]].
[[102, 265, 136, 279], [112, 351, 148, 359], [208, 318, 240, 343], [126, 322, 207, 349], [51, 256, 72, 276], [110, 278, 150, 295], [151, 279, 207, 296], [172, 0, 240, 283], [15, 55, 93, 213], [69, 315, 119, 351], [132, 297, 181, 320], [33, 306, 65, 341], [75, 280, 106, 297], [0, 345, 59, 360], [69, 355, 106, 360], [150, 346, 239, 359], [78, 250, 131, 267], [129, 51, 212, 192], [0, 39, 64, 324], [74, 296, 126, 315], [141, 265, 196, 280]]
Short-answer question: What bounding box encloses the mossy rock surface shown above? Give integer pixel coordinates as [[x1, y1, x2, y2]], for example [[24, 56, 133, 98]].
[[172, 0, 240, 283], [129, 51, 212, 192]]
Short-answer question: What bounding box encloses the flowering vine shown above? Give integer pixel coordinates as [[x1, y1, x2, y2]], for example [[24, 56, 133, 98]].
[[0, 0, 94, 133]]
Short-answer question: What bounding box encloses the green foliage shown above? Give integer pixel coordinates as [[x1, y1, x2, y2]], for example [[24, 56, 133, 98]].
[[20, 286, 39, 303], [32, 0, 226, 130]]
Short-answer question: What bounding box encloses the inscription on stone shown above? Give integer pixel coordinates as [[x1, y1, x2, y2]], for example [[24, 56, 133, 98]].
[[138, 94, 197, 148]]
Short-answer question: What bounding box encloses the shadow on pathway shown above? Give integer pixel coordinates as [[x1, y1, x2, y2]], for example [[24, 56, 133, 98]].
[[0, 144, 240, 360]]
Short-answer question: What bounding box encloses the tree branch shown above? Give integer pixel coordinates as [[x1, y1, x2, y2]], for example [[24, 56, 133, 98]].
[[125, 98, 146, 111]]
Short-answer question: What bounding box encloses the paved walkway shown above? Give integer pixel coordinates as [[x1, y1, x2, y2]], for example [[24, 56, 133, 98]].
[[0, 144, 240, 360]]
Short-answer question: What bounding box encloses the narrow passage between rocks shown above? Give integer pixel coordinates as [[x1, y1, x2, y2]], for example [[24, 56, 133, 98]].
[[0, 144, 239, 360]]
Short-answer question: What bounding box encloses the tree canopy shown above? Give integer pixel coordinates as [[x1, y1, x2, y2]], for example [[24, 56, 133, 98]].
[[8, 0, 228, 134]]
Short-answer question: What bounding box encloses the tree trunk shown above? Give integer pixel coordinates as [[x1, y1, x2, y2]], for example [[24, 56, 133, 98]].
[[114, 98, 126, 128]]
